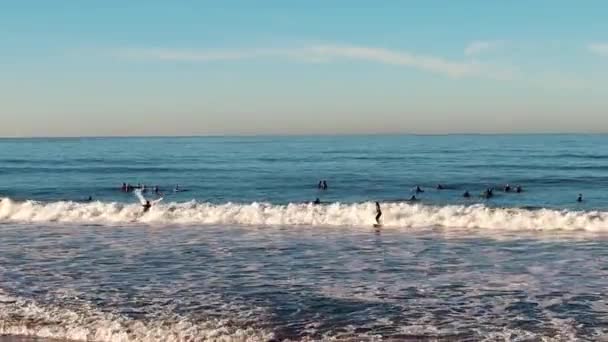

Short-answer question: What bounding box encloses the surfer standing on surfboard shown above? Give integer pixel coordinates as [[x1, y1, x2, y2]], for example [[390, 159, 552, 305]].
[[375, 202, 382, 225]]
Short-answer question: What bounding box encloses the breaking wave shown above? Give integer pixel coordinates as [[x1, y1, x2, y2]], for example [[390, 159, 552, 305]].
[[1, 197, 607, 231], [0, 292, 273, 342]]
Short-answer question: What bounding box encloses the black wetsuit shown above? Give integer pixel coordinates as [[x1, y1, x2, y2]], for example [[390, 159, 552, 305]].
[[375, 202, 382, 224]]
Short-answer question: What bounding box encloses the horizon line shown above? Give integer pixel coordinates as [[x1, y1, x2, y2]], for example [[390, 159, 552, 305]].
[[1, 132, 607, 139]]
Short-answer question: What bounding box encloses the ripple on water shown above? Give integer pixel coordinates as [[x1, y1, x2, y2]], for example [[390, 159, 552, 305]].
[[1, 223, 608, 341]]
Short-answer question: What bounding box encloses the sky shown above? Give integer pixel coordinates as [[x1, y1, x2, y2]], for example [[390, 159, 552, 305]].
[[1, 0, 607, 136]]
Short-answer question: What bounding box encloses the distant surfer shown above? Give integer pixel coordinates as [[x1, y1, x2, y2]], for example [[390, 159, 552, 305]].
[[142, 200, 151, 212], [577, 194, 583, 202], [154, 185, 159, 194], [516, 185, 523, 193], [375, 202, 382, 225], [504, 184, 511, 192], [322, 180, 328, 190], [135, 189, 162, 213], [415, 186, 424, 193], [121, 183, 127, 192], [318, 181, 323, 189], [482, 188, 493, 199], [463, 190, 471, 198], [436, 184, 444, 190], [313, 197, 321, 205], [409, 195, 418, 202]]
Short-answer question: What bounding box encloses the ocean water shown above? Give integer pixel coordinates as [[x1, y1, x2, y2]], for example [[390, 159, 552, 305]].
[[1, 135, 608, 341]]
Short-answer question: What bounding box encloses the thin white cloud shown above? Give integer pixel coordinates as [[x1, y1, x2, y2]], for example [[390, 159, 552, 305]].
[[112, 44, 514, 80], [464, 40, 502, 56], [588, 43, 608, 57]]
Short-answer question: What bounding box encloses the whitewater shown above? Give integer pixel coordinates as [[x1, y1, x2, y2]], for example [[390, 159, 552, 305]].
[[2, 135, 608, 341], [2, 197, 608, 231]]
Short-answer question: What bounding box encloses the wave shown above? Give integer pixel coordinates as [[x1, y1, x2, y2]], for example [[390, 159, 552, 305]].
[[0, 292, 273, 342], [1, 197, 607, 231]]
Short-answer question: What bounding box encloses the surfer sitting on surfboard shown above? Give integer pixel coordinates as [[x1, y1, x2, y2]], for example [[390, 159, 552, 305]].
[[375, 202, 382, 226]]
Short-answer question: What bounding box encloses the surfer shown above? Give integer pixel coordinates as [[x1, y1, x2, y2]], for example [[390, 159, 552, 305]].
[[504, 184, 511, 192], [375, 202, 382, 225], [143, 200, 152, 212], [134, 189, 162, 213], [154, 185, 159, 194], [313, 197, 321, 205], [415, 186, 424, 193], [318, 181, 323, 189], [121, 183, 127, 192], [322, 180, 328, 190], [463, 190, 471, 198], [409, 195, 418, 202], [436, 184, 444, 190], [516, 185, 523, 193], [482, 188, 493, 199], [577, 194, 583, 202]]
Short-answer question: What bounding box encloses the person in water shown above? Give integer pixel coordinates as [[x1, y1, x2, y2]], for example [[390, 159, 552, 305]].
[[504, 184, 511, 192], [318, 181, 323, 189], [482, 188, 493, 198], [409, 195, 418, 201], [143, 200, 152, 212], [436, 184, 444, 190], [463, 190, 471, 198], [516, 185, 523, 193], [577, 194, 583, 202], [415, 186, 424, 193], [322, 180, 328, 190], [154, 185, 159, 194], [375, 202, 382, 225], [313, 197, 321, 204]]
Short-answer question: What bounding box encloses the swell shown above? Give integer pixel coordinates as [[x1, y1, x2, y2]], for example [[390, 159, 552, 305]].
[[1, 197, 607, 231]]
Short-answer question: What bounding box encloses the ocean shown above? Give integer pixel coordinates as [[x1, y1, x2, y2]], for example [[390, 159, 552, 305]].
[[1, 135, 607, 341]]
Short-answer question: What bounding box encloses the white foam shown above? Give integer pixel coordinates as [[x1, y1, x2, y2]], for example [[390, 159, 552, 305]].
[[1, 197, 608, 231], [0, 294, 274, 342]]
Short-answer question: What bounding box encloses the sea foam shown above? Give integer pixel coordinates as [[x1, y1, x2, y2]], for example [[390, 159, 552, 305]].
[[1, 197, 607, 231]]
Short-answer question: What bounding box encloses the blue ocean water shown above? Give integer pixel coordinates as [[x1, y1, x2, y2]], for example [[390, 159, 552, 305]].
[[1, 135, 608, 341], [1, 135, 607, 208]]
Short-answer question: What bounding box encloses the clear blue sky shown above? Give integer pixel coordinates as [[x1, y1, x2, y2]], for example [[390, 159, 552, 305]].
[[1, 1, 607, 136]]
